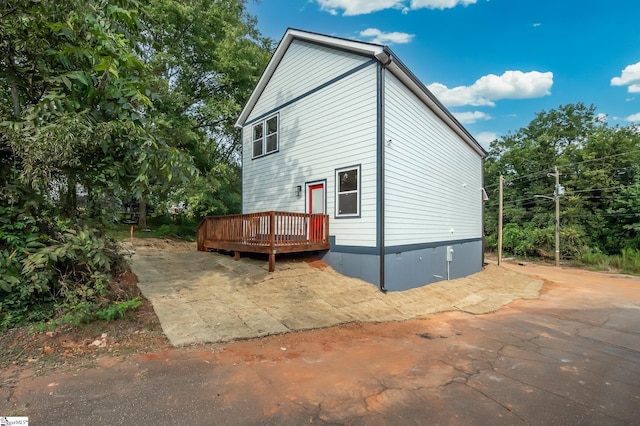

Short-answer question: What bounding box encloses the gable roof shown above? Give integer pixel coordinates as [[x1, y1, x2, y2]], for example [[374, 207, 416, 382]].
[[236, 28, 486, 157]]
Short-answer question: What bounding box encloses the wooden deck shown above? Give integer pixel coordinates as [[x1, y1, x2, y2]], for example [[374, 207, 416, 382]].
[[196, 211, 330, 272]]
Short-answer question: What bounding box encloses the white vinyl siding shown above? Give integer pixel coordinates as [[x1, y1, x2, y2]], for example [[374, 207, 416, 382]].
[[243, 65, 378, 247], [247, 40, 371, 123], [384, 72, 483, 246]]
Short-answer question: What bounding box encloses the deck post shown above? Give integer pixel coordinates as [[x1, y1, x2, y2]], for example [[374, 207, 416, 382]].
[[324, 214, 329, 243], [268, 253, 275, 272], [269, 211, 276, 272], [234, 251, 240, 261]]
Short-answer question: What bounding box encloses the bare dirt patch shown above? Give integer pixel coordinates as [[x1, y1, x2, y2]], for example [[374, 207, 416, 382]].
[[127, 237, 195, 251], [304, 258, 329, 269], [0, 268, 170, 378]]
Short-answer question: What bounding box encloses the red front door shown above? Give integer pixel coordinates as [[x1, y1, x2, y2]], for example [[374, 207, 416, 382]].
[[308, 183, 325, 240], [308, 184, 325, 214]]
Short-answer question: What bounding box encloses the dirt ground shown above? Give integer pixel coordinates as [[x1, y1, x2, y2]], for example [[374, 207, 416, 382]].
[[0, 271, 170, 378], [2, 239, 639, 424], [0, 239, 633, 375], [0, 237, 337, 374]]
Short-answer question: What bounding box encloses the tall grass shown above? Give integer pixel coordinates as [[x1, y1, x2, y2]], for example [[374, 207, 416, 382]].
[[612, 248, 640, 274], [578, 247, 640, 274]]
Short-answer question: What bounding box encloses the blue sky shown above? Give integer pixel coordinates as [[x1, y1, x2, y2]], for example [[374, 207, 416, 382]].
[[245, 0, 640, 149]]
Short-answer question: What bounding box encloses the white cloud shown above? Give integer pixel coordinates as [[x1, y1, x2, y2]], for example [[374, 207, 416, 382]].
[[315, 0, 476, 15], [360, 28, 414, 44], [595, 113, 609, 123], [611, 62, 640, 92], [428, 82, 493, 107], [410, 0, 477, 10], [533, 22, 542, 27], [626, 112, 640, 122], [453, 111, 492, 124], [315, 0, 403, 16], [427, 70, 554, 107], [475, 131, 498, 147]]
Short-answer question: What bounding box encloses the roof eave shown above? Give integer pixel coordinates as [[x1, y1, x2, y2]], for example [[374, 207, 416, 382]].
[[235, 30, 487, 159], [235, 28, 387, 128], [384, 52, 486, 157]]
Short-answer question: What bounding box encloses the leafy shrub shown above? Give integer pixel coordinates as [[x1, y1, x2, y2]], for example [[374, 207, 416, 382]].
[[18, 228, 122, 302], [533, 226, 554, 254], [0, 198, 45, 294], [502, 223, 536, 256], [484, 234, 498, 251], [491, 221, 587, 260], [560, 225, 587, 258], [0, 188, 133, 330], [95, 297, 142, 321]]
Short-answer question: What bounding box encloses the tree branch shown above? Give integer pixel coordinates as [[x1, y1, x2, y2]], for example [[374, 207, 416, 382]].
[[0, 7, 18, 21]]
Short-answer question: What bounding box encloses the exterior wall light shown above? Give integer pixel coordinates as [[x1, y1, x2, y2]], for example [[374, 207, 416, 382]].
[[295, 185, 302, 197]]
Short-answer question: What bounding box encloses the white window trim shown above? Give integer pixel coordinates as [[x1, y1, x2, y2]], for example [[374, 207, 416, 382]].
[[335, 165, 361, 218], [251, 113, 279, 159]]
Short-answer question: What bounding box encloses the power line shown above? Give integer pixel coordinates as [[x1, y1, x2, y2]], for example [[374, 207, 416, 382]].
[[564, 194, 638, 200], [563, 165, 637, 176], [484, 149, 640, 189], [562, 213, 640, 218], [493, 183, 638, 198], [570, 185, 635, 194], [501, 196, 537, 205], [493, 187, 638, 206], [484, 171, 549, 189], [562, 149, 640, 168]]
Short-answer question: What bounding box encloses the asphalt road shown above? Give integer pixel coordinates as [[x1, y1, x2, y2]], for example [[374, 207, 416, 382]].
[[3, 262, 639, 425]]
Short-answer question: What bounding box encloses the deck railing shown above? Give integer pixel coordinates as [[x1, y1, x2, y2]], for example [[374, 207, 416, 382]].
[[197, 211, 330, 271]]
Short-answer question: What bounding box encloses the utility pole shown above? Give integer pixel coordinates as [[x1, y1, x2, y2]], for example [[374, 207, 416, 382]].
[[498, 175, 504, 267], [548, 166, 562, 267]]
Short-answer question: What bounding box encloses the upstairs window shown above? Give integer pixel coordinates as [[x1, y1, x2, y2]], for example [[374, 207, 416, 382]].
[[335, 165, 360, 218], [252, 114, 279, 158]]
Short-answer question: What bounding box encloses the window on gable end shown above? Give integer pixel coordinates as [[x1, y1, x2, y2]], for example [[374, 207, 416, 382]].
[[335, 165, 360, 218], [252, 123, 264, 157], [251, 114, 279, 158], [266, 116, 278, 153]]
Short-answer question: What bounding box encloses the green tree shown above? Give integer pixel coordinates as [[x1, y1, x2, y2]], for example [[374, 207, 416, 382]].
[[606, 164, 640, 249], [138, 0, 272, 222], [0, 0, 272, 328], [0, 0, 154, 327], [1, 0, 152, 194], [484, 103, 640, 258]]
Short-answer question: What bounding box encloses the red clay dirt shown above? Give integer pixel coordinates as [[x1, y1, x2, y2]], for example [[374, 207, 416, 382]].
[[1, 261, 639, 425]]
